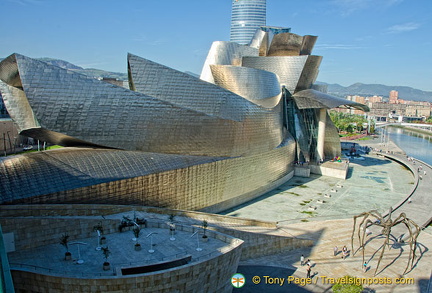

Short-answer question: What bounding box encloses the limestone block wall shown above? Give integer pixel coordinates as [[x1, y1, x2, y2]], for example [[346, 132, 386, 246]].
[[11, 239, 243, 293], [0, 217, 119, 251], [0, 204, 314, 258], [309, 164, 348, 179], [0, 211, 244, 292], [294, 166, 310, 177]]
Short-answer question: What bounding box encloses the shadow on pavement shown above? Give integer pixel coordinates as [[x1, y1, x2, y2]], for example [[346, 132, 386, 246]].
[[234, 265, 313, 293]]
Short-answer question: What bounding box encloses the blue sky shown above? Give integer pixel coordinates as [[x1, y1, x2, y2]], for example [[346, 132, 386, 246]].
[[1, 0, 431, 91]]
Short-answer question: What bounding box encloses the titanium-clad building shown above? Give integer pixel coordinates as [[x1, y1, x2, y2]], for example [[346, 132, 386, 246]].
[[230, 0, 267, 45], [0, 26, 368, 212]]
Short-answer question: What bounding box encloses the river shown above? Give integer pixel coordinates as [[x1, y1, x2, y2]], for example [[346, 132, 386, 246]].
[[384, 126, 432, 165]]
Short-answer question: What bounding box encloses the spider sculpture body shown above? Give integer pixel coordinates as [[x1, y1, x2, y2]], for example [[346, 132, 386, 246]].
[[351, 208, 421, 276]]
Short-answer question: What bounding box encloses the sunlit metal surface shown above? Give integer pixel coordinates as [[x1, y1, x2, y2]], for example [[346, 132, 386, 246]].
[[249, 26, 293, 55], [200, 41, 258, 84], [267, 33, 317, 56], [242, 55, 322, 94], [210, 65, 281, 108], [0, 24, 369, 211], [0, 54, 284, 157], [0, 139, 295, 212], [293, 89, 370, 111]]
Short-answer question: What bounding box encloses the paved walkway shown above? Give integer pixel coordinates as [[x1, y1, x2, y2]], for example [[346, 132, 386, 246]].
[[226, 136, 432, 293], [6, 135, 432, 292], [379, 152, 432, 229]]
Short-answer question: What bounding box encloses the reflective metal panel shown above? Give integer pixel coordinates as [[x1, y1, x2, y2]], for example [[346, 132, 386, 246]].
[[300, 35, 318, 56], [267, 33, 304, 56], [210, 65, 281, 108], [242, 56, 310, 93], [296, 55, 322, 92], [128, 53, 250, 120], [266, 33, 317, 56], [0, 138, 295, 212], [293, 89, 370, 111], [249, 26, 293, 56], [0, 23, 356, 212], [200, 41, 258, 84], [0, 54, 284, 157]]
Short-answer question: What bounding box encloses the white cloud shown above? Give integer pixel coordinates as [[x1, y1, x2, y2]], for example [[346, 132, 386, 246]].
[[386, 22, 420, 33], [315, 44, 363, 50]]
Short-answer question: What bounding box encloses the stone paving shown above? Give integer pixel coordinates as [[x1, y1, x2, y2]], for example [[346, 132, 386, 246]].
[[6, 135, 432, 292], [227, 137, 432, 293], [222, 153, 414, 224], [8, 216, 230, 278]]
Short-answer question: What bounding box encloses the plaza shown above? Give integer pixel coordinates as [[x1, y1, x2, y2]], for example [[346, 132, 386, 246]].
[[233, 140, 432, 293], [2, 141, 431, 292]]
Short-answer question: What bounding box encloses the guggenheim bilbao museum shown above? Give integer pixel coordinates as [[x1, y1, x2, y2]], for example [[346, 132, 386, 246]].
[[0, 27, 368, 212]]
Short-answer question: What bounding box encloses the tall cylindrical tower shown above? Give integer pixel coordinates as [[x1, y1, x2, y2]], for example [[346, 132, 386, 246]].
[[230, 0, 266, 45]]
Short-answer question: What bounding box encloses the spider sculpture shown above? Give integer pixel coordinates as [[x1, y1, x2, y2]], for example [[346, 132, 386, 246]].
[[351, 208, 421, 276]]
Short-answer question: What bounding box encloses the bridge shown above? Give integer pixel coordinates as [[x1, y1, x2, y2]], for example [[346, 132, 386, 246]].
[[376, 122, 432, 131]]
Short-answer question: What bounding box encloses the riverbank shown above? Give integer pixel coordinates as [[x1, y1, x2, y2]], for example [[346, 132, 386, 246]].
[[350, 133, 406, 155], [390, 124, 432, 136]]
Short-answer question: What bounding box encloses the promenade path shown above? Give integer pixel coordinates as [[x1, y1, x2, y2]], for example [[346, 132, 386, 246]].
[[225, 136, 432, 293], [378, 152, 432, 229]]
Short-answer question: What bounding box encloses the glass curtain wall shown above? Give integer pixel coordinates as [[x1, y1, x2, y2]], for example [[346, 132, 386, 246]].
[[230, 0, 266, 45]]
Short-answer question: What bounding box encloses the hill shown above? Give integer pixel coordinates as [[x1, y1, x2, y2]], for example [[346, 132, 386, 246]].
[[0, 57, 128, 80], [319, 82, 432, 102], [2, 57, 432, 102]]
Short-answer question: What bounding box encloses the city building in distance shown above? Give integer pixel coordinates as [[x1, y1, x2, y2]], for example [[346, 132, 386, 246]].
[[230, 0, 267, 45], [338, 91, 431, 122]]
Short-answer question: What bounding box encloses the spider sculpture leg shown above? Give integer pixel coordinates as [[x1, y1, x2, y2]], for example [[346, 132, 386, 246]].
[[392, 214, 421, 274], [404, 218, 420, 270], [352, 212, 370, 254], [361, 219, 382, 267], [374, 227, 391, 276], [352, 210, 383, 254], [358, 210, 384, 250]]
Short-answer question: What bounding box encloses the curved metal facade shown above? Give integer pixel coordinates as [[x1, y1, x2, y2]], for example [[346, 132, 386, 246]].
[[242, 55, 322, 94], [200, 41, 258, 84], [210, 65, 281, 108], [0, 25, 368, 211], [0, 53, 284, 157]]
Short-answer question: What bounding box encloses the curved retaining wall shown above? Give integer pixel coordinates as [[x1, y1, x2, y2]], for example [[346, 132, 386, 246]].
[[0, 210, 244, 293], [11, 239, 243, 293]]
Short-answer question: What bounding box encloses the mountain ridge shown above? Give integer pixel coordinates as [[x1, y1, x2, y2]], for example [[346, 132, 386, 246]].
[[317, 82, 432, 102], [2, 57, 431, 102]]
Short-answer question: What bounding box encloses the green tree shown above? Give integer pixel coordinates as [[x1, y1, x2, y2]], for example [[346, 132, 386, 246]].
[[329, 111, 367, 134]]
